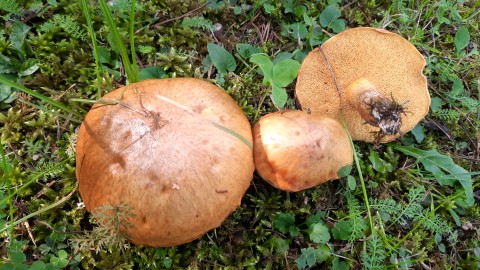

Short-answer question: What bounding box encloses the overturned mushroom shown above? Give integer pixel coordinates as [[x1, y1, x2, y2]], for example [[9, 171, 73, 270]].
[[296, 27, 430, 143], [76, 78, 254, 247], [253, 110, 353, 192]]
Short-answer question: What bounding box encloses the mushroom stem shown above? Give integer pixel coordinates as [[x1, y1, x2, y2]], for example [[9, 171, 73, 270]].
[[346, 78, 405, 135]]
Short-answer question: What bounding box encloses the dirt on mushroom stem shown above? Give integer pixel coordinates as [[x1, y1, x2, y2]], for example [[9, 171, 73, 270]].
[[358, 90, 408, 142]]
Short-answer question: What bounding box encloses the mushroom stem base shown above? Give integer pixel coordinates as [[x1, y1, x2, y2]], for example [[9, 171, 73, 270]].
[[346, 78, 405, 136]]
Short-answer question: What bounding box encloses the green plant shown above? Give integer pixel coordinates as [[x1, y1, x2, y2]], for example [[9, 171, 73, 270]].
[[249, 53, 300, 108]]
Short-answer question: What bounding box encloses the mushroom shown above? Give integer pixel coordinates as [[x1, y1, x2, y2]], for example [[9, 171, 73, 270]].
[[253, 110, 353, 192], [76, 78, 254, 247], [295, 27, 430, 143]]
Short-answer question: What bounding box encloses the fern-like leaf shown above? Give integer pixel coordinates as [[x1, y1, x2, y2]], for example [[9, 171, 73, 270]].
[[181, 16, 214, 31], [361, 231, 386, 270]]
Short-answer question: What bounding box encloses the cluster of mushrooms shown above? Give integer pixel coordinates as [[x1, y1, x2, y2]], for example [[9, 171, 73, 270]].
[[75, 28, 430, 247]]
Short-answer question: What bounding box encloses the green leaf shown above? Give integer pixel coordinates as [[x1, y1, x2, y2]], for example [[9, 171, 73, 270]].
[[337, 164, 352, 177], [410, 124, 425, 143], [10, 21, 31, 58], [138, 66, 167, 80], [270, 236, 289, 254], [10, 250, 26, 264], [392, 145, 474, 206], [207, 43, 236, 74], [271, 84, 288, 108], [250, 53, 274, 84], [274, 213, 296, 234], [29, 261, 46, 270], [297, 247, 317, 269], [306, 211, 326, 226], [47, 0, 58, 7], [332, 257, 349, 270], [332, 220, 351, 240], [315, 244, 331, 264], [430, 97, 443, 112], [347, 175, 356, 190], [272, 59, 300, 87], [368, 149, 385, 172], [330, 19, 346, 33], [18, 59, 39, 76], [236, 44, 261, 59], [319, 5, 341, 28], [309, 223, 330, 244], [454, 27, 470, 53]]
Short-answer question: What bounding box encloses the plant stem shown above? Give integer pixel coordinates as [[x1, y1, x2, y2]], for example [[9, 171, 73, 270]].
[[81, 0, 103, 99], [340, 114, 374, 232]]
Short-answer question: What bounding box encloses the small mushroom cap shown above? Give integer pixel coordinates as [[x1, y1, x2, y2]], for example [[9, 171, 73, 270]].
[[76, 78, 254, 247], [253, 110, 353, 192], [296, 27, 430, 142]]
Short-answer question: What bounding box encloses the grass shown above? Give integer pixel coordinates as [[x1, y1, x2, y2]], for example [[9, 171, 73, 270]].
[[0, 0, 479, 269]]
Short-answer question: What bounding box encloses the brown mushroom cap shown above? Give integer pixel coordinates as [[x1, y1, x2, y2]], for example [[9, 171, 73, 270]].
[[253, 110, 353, 192], [76, 78, 254, 247], [296, 27, 430, 142]]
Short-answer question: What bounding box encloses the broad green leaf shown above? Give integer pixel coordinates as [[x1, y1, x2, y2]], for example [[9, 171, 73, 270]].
[[332, 257, 349, 270], [331, 19, 346, 33], [309, 223, 330, 244], [10, 250, 26, 264], [306, 211, 326, 226], [368, 149, 384, 172], [347, 175, 356, 190], [297, 247, 317, 269], [337, 164, 352, 177], [250, 53, 274, 84], [393, 145, 474, 206], [18, 59, 39, 76], [10, 21, 31, 58], [272, 59, 301, 87], [319, 5, 341, 28], [274, 213, 295, 234], [207, 43, 236, 74], [430, 97, 443, 112], [273, 52, 293, 63], [271, 84, 288, 108], [332, 220, 351, 240], [47, 0, 58, 7], [270, 236, 289, 254], [29, 261, 46, 270], [454, 27, 470, 53], [97, 46, 112, 64], [138, 66, 167, 80], [290, 22, 308, 40], [236, 44, 261, 59], [314, 244, 331, 264], [0, 85, 14, 103], [410, 124, 425, 143]]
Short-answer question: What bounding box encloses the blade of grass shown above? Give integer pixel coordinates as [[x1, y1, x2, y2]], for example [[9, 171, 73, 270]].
[[129, 0, 138, 79], [18, 99, 83, 124], [0, 76, 83, 120], [98, 0, 138, 83], [0, 144, 14, 240], [340, 114, 374, 232], [81, 0, 103, 99]]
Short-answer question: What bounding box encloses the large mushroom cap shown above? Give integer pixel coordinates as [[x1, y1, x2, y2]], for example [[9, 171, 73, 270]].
[[296, 27, 430, 142], [76, 78, 254, 247], [253, 110, 353, 192]]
